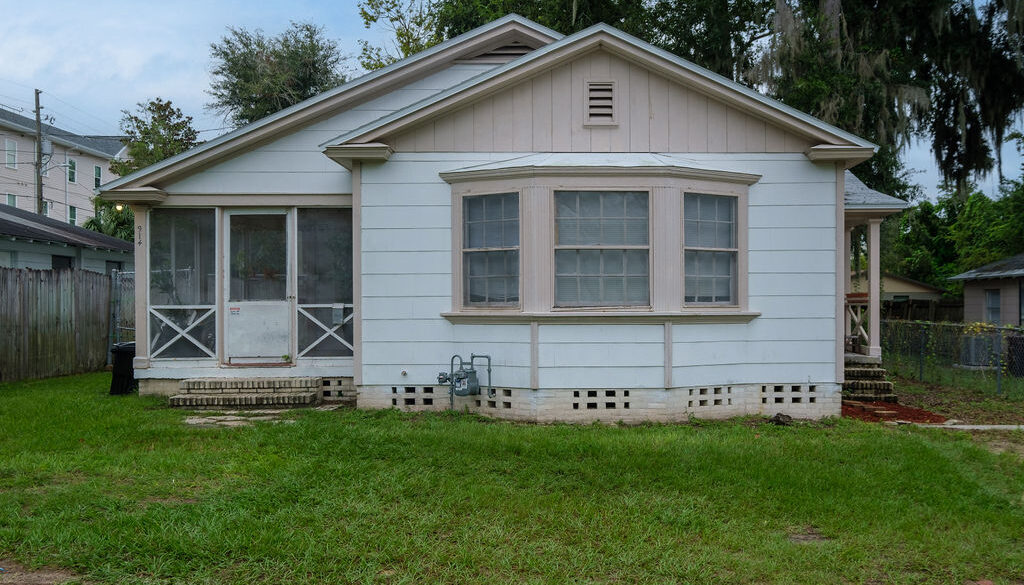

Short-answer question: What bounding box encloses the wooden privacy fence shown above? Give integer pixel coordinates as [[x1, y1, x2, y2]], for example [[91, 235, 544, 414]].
[[0, 268, 112, 383]]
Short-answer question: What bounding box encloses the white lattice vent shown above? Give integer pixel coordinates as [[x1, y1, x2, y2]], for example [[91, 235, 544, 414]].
[[761, 384, 817, 405], [321, 377, 354, 400], [686, 386, 733, 408], [390, 385, 437, 407], [571, 389, 631, 411], [472, 389, 514, 410]]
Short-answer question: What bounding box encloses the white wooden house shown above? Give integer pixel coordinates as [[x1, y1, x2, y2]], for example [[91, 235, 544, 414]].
[[99, 15, 901, 420]]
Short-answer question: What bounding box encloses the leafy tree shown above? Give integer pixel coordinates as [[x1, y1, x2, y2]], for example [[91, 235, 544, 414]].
[[648, 0, 772, 83], [208, 22, 346, 126], [85, 98, 200, 241], [108, 98, 199, 177], [430, 0, 650, 40], [358, 0, 441, 70]]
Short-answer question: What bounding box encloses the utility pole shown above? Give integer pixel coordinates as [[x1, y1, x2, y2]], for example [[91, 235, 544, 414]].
[[34, 89, 44, 215]]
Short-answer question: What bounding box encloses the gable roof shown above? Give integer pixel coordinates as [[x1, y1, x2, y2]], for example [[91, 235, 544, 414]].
[[324, 23, 877, 152], [0, 205, 132, 253], [950, 252, 1024, 281], [0, 109, 123, 159], [99, 15, 562, 194]]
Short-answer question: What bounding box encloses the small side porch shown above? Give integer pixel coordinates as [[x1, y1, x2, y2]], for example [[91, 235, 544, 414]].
[[841, 172, 908, 399]]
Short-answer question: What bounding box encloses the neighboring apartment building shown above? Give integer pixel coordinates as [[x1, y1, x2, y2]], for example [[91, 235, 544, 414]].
[[0, 108, 122, 226]]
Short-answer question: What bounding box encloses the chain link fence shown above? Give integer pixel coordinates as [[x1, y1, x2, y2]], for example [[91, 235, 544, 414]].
[[882, 319, 1024, 398]]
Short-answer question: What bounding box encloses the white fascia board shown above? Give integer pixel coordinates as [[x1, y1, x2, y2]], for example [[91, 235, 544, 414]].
[[99, 14, 563, 194], [325, 23, 877, 151]]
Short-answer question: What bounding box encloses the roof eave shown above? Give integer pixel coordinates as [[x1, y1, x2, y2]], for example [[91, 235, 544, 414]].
[[329, 25, 877, 150], [99, 15, 563, 194]]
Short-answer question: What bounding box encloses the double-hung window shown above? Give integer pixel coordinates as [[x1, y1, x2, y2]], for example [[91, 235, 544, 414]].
[[985, 289, 1001, 324], [4, 139, 15, 169], [94, 165, 102, 188], [462, 192, 519, 306], [67, 159, 77, 183], [684, 193, 737, 304], [554, 191, 649, 307]]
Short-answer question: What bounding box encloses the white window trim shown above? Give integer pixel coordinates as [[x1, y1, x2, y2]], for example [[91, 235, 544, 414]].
[[94, 165, 102, 189], [4, 139, 16, 169], [444, 171, 754, 323], [67, 158, 77, 183], [69, 206, 77, 226]]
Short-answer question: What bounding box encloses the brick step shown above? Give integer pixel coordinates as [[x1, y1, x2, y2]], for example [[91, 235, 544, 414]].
[[843, 393, 899, 403], [842, 379, 894, 391], [169, 391, 320, 409], [181, 377, 321, 394], [844, 367, 888, 380]]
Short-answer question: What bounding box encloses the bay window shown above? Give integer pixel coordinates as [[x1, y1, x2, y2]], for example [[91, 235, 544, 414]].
[[443, 163, 754, 321]]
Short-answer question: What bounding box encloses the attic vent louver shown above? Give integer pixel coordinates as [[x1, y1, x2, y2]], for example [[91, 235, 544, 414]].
[[463, 42, 534, 63], [585, 80, 617, 125]]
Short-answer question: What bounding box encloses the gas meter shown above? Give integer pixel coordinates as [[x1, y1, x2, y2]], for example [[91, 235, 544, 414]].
[[437, 354, 494, 409]]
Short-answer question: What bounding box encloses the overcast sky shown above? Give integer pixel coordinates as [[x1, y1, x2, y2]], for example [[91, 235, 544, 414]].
[[1, 0, 1017, 200]]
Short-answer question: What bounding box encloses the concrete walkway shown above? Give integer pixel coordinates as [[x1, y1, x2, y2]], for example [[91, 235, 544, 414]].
[[915, 423, 1024, 431]]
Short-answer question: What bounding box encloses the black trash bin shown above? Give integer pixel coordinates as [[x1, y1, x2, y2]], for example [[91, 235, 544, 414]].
[[110, 342, 137, 395]]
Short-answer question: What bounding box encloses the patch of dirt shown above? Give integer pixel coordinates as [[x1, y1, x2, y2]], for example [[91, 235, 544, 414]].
[[0, 559, 80, 584], [893, 377, 1024, 425], [966, 430, 1024, 459], [843, 401, 946, 423], [787, 526, 830, 544]]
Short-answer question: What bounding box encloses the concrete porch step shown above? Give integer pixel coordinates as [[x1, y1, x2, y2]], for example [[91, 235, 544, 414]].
[[180, 377, 321, 394], [169, 391, 320, 409]]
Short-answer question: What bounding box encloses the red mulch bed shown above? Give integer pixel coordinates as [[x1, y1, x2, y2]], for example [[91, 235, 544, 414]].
[[842, 401, 947, 424]]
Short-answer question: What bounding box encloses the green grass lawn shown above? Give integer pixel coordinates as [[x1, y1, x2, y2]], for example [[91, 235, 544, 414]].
[[893, 374, 1024, 424], [2, 373, 1024, 584]]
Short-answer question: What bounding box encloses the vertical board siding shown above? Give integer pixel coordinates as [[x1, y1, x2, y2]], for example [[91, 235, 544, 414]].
[[390, 51, 812, 153], [0, 268, 112, 382]]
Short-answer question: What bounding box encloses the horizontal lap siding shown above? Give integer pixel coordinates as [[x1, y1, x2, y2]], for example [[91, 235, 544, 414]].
[[361, 154, 533, 387], [360, 153, 838, 389], [164, 64, 497, 195]]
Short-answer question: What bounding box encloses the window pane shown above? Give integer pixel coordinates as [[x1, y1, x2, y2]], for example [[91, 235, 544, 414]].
[[464, 193, 518, 249], [556, 191, 648, 246], [464, 250, 518, 305], [298, 208, 352, 304], [230, 214, 287, 301], [554, 249, 649, 307], [684, 250, 736, 304], [150, 209, 216, 305]]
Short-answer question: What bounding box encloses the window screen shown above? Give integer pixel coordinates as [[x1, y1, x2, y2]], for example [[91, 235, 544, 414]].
[[684, 193, 737, 304], [149, 208, 216, 305], [463, 192, 519, 305], [555, 191, 649, 307]]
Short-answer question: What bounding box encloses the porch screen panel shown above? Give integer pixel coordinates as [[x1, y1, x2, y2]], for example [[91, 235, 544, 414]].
[[229, 215, 287, 301], [297, 208, 353, 357], [554, 191, 649, 307], [149, 209, 216, 358]]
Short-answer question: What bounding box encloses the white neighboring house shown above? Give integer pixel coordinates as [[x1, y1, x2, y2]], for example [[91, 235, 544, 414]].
[[99, 15, 904, 420], [0, 108, 123, 225]]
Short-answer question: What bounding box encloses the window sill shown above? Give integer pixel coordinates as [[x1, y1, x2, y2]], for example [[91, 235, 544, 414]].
[[441, 310, 760, 324]]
